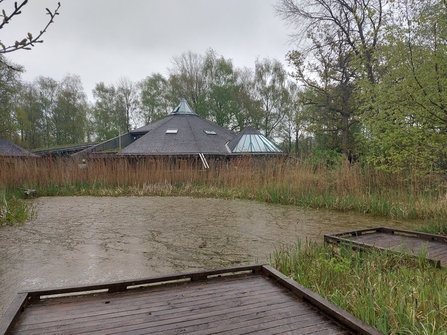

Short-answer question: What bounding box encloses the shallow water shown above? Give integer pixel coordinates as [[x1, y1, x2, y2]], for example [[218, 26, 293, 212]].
[[0, 196, 415, 314]]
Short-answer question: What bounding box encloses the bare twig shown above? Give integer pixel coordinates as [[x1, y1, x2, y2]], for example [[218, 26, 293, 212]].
[[0, 1, 61, 54]]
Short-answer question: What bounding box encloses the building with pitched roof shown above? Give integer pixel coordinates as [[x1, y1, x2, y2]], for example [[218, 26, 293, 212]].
[[119, 98, 235, 156], [227, 125, 282, 154], [75, 98, 283, 165]]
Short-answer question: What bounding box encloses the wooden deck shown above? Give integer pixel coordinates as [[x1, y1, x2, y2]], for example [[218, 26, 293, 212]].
[[324, 227, 447, 267], [0, 265, 381, 335]]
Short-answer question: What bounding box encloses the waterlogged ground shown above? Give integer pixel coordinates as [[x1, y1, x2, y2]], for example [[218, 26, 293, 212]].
[[0, 196, 415, 315]]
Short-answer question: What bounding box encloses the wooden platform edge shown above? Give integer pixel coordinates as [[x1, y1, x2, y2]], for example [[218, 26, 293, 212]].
[[0, 264, 383, 335], [24, 264, 263, 300], [261, 265, 383, 335], [0, 265, 262, 335], [324, 226, 447, 243], [323, 227, 444, 268], [0, 293, 29, 335]]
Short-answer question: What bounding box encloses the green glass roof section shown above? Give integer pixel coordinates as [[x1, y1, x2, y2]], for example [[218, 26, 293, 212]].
[[231, 133, 282, 153]]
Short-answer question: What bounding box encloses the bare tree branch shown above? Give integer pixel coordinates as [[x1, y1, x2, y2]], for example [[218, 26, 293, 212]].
[[0, 1, 60, 70]]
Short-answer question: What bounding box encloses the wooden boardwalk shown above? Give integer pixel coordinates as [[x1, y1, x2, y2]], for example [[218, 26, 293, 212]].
[[324, 227, 447, 267], [0, 265, 381, 335]]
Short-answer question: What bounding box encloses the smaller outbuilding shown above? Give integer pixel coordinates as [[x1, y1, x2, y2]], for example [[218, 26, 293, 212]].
[[0, 138, 38, 157], [227, 125, 282, 154]]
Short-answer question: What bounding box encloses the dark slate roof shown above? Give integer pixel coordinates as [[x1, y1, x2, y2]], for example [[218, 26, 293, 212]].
[[227, 126, 283, 153], [130, 98, 198, 136], [119, 99, 235, 155], [0, 138, 38, 157], [130, 117, 172, 136]]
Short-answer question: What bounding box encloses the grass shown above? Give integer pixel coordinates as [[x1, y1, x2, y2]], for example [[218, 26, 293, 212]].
[[270, 240, 447, 335], [0, 188, 31, 225]]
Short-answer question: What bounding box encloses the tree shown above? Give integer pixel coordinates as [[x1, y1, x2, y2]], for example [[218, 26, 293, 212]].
[[278, 81, 303, 155], [0, 0, 61, 69], [252, 58, 289, 138], [232, 67, 261, 132], [139, 73, 173, 124], [275, 0, 386, 86], [276, 0, 388, 159], [116, 77, 140, 132], [168, 51, 207, 116], [363, 0, 447, 174], [202, 49, 240, 128], [35, 76, 58, 148], [91, 82, 120, 141], [0, 55, 21, 139], [287, 41, 358, 157], [52, 74, 87, 145], [15, 81, 44, 149]]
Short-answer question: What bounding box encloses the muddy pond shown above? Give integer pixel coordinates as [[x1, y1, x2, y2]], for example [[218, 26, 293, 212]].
[[0, 196, 416, 314]]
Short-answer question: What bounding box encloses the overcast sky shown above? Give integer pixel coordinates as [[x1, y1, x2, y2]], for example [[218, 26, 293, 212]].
[[4, 0, 295, 101]]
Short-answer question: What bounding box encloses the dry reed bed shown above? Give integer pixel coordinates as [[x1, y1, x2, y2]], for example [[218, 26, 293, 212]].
[[0, 156, 405, 190], [1, 156, 447, 221]]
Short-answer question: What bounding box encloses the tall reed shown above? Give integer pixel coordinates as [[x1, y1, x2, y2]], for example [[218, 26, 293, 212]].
[[1, 155, 447, 223]]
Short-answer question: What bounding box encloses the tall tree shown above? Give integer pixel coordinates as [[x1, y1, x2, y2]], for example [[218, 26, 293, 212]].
[[363, 0, 447, 173], [287, 41, 357, 157], [52, 74, 87, 145], [116, 77, 140, 132], [233, 67, 261, 132], [202, 49, 240, 128], [276, 0, 388, 158], [91, 82, 120, 141], [278, 81, 303, 155], [139, 73, 172, 124], [168, 51, 207, 116], [276, 0, 386, 86], [0, 55, 21, 139], [15, 82, 44, 149], [252, 58, 289, 138], [35, 76, 58, 148]]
